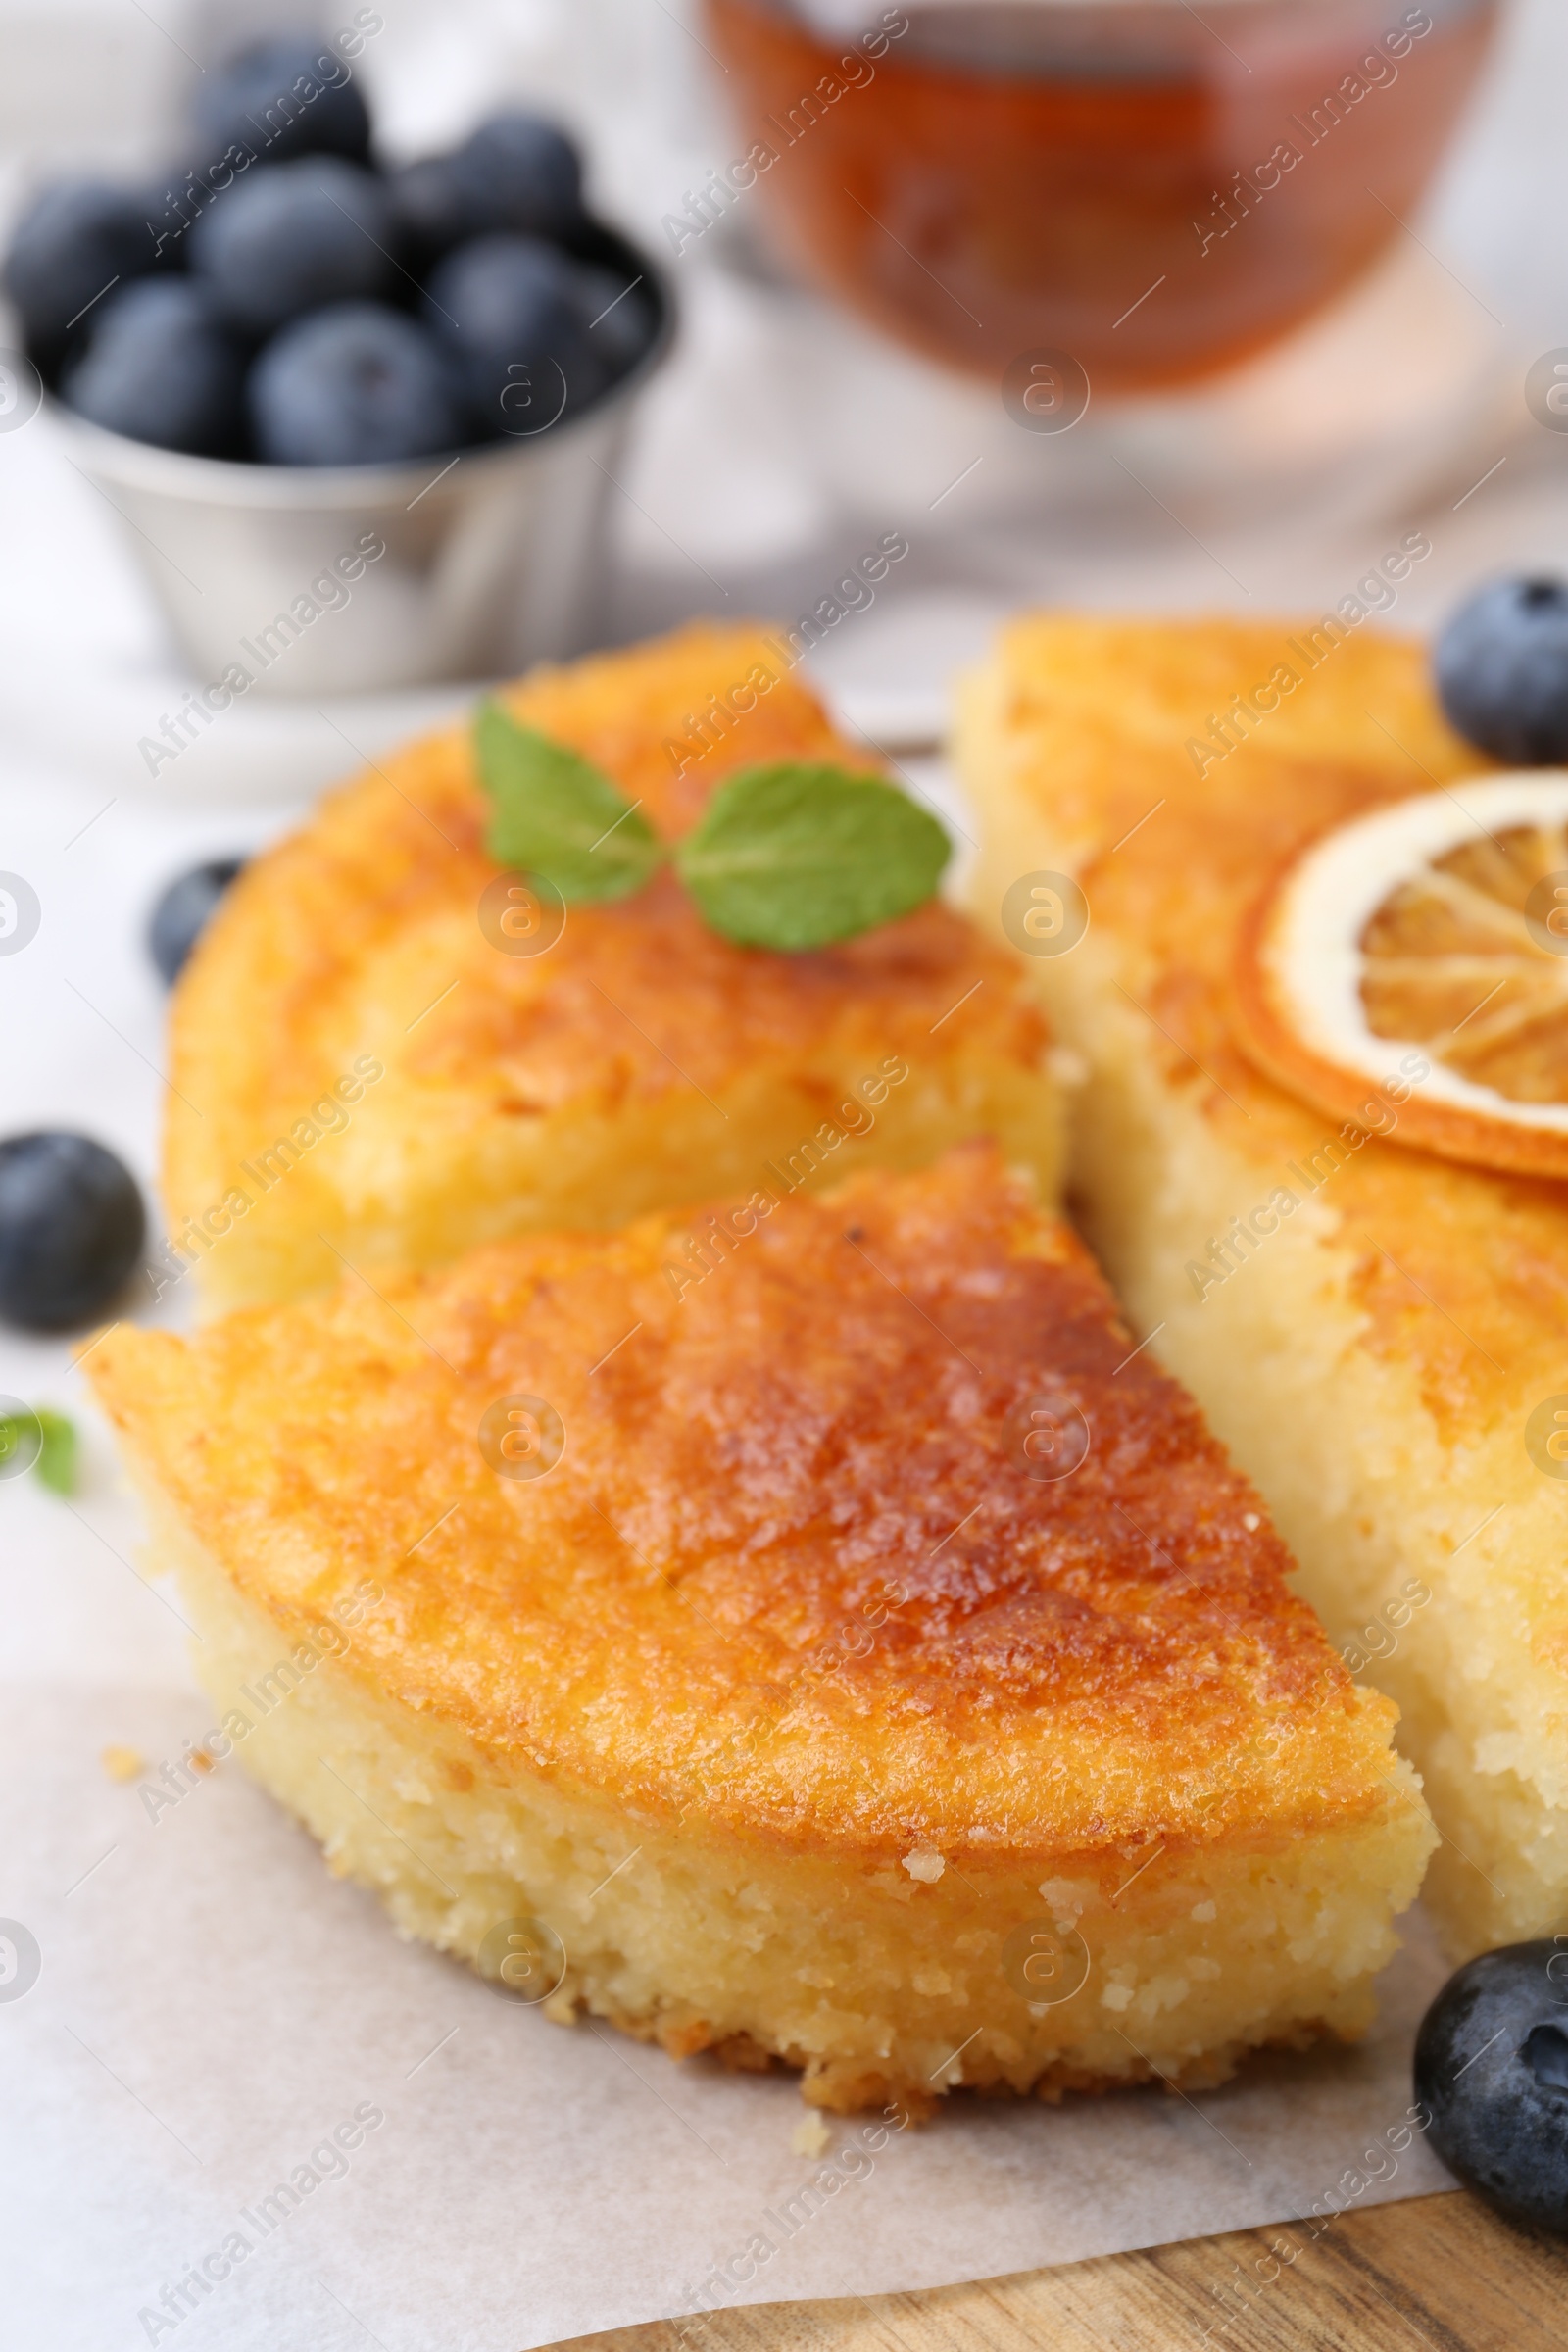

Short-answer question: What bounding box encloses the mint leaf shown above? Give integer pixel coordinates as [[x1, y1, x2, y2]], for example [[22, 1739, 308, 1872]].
[[0, 1408, 40, 1481], [34, 1408, 77, 1496], [475, 704, 663, 903], [0, 1404, 74, 1495], [674, 763, 951, 951]]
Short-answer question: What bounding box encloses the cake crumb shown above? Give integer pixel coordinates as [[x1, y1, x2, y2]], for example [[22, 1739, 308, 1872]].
[[1038, 1877, 1087, 1925], [100, 1745, 144, 1784], [791, 2113, 831, 2159], [902, 1848, 945, 1883], [1191, 1899, 1217, 1923]]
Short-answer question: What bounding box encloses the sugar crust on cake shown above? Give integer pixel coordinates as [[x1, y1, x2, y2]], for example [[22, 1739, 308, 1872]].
[[92, 1147, 1433, 2105]]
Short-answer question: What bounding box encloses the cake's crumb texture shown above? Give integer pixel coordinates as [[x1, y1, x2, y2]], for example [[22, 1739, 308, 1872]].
[[957, 612, 1563, 1956], [91, 1144, 1432, 2106]]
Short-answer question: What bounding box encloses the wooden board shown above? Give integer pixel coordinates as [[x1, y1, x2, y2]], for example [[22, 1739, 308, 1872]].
[[552, 2190, 1567, 2352]]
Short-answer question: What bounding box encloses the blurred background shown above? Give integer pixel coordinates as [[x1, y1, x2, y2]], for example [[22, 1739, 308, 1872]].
[[0, 0, 1564, 785]]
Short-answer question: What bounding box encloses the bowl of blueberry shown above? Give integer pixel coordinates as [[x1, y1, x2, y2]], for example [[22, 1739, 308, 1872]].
[[1, 35, 673, 697]]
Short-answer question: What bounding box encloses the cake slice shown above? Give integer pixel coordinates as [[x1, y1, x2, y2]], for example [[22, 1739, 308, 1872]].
[[91, 1144, 1432, 2112], [162, 622, 1060, 1313], [956, 613, 1565, 1958]]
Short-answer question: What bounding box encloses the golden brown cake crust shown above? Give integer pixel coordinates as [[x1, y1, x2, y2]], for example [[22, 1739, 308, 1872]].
[[91, 1145, 1398, 1862], [163, 622, 1053, 1303], [968, 614, 1568, 1443]]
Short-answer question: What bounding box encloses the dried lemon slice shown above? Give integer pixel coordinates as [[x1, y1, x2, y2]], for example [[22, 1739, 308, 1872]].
[[1233, 774, 1568, 1178]]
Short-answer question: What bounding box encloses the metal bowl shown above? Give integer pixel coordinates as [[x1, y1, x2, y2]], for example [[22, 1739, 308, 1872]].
[[47, 225, 674, 698]]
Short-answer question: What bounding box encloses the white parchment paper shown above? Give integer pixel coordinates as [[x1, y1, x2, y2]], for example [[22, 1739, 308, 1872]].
[[1, 1681, 1455, 2352]]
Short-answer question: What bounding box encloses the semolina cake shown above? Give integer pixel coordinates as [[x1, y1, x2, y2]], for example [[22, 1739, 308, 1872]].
[[162, 622, 1060, 1313], [956, 613, 1568, 1958], [91, 1146, 1432, 2112]]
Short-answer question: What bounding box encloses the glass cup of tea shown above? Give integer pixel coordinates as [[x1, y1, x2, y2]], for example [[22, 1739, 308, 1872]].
[[700, 0, 1500, 397]]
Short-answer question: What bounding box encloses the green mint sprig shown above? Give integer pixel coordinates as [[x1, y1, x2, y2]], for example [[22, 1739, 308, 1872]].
[[475, 704, 951, 952], [0, 1404, 77, 1495], [476, 707, 662, 903], [676, 761, 952, 950]]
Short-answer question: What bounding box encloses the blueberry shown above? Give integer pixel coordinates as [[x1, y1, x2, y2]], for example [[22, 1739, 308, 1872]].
[[141, 152, 254, 269], [147, 858, 245, 986], [387, 111, 584, 273], [456, 110, 583, 232], [2, 178, 162, 365], [0, 1134, 144, 1332], [1435, 577, 1568, 764], [190, 158, 393, 338], [250, 302, 465, 467], [385, 155, 473, 273], [1414, 1939, 1568, 2234], [425, 236, 604, 437], [190, 38, 372, 171], [567, 264, 658, 380], [61, 281, 248, 457]]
